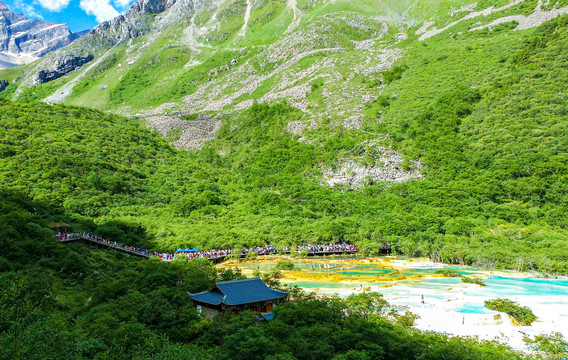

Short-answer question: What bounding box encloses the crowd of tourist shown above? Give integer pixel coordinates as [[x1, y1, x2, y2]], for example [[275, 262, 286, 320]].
[[56, 232, 387, 263], [291, 244, 359, 254], [154, 243, 360, 262]]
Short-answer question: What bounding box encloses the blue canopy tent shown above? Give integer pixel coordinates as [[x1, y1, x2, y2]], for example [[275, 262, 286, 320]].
[[175, 247, 199, 253]]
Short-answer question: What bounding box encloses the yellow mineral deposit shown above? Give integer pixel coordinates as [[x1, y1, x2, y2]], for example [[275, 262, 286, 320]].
[[218, 256, 444, 285]]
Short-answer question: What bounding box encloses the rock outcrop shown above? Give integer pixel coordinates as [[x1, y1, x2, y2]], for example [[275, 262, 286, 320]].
[[33, 54, 94, 85], [0, 79, 8, 92], [90, 0, 179, 43], [146, 114, 222, 150], [0, 2, 84, 69], [14, 0, 187, 90], [322, 141, 423, 190]]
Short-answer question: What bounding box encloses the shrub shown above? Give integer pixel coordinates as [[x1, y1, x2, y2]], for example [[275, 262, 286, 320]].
[[435, 269, 461, 277], [461, 276, 486, 286], [274, 260, 295, 271]]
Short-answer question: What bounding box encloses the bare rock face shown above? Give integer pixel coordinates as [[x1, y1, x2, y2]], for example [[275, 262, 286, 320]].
[[0, 2, 84, 69], [0, 79, 8, 92], [91, 0, 178, 43], [322, 141, 423, 190], [33, 54, 94, 85], [146, 114, 222, 150], [126, 0, 177, 15]]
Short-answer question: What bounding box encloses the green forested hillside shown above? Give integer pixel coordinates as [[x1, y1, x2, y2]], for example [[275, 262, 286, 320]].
[[0, 188, 222, 359], [2, 17, 568, 273]]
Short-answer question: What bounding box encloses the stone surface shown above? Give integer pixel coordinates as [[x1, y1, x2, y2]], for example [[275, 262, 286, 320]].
[[146, 114, 222, 150], [0, 79, 8, 92], [90, 0, 180, 44], [321, 140, 423, 190]]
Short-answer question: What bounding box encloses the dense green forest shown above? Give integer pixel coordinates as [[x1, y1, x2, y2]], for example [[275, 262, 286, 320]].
[[3, 93, 568, 272], [0, 190, 539, 359]]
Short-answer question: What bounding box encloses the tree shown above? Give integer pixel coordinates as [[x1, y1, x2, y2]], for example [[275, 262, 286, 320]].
[[346, 292, 388, 319]]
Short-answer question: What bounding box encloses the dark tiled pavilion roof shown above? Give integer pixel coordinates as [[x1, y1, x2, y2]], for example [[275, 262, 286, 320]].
[[188, 278, 289, 306]]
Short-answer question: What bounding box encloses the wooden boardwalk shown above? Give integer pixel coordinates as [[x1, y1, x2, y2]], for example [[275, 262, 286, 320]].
[[58, 234, 390, 262], [57, 235, 151, 258]]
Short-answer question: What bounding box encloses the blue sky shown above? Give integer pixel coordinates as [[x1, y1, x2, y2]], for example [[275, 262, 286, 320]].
[[3, 0, 135, 32]]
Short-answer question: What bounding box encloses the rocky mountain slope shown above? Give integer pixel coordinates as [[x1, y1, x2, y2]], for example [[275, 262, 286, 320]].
[[0, 1, 85, 69], [2, 0, 566, 114]]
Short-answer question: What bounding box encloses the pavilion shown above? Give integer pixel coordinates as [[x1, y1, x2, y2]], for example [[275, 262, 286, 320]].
[[49, 222, 71, 232], [188, 278, 289, 318]]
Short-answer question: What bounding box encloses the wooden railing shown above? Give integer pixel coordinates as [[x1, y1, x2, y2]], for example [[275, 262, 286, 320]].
[[56, 235, 151, 258], [181, 249, 361, 264]]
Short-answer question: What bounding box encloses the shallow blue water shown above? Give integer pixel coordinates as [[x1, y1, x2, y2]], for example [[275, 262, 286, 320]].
[[466, 276, 568, 297], [455, 305, 493, 314], [242, 259, 568, 317], [293, 272, 568, 314]]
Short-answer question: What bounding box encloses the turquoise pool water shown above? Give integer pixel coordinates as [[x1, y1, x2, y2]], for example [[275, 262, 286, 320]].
[[455, 305, 493, 314], [287, 263, 568, 313], [236, 258, 568, 315], [249, 258, 568, 350]]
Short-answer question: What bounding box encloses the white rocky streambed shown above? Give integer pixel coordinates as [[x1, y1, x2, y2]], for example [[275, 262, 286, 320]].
[[418, 0, 568, 41], [229, 257, 568, 352]]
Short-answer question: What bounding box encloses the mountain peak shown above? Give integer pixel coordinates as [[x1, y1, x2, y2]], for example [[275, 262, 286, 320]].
[[0, 1, 24, 22], [127, 0, 176, 14], [0, 1, 86, 69]]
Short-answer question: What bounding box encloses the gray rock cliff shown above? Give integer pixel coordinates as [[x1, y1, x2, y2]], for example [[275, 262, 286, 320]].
[[0, 78, 8, 92], [90, 0, 178, 43], [33, 54, 94, 84], [20, 0, 182, 87]]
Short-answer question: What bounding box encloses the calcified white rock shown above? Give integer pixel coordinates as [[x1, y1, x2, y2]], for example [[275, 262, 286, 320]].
[[417, 0, 526, 41], [415, 20, 434, 35]]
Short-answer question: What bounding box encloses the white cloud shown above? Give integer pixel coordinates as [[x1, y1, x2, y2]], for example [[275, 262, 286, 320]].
[[36, 0, 71, 12], [113, 0, 134, 9], [80, 0, 119, 22], [13, 0, 44, 18]]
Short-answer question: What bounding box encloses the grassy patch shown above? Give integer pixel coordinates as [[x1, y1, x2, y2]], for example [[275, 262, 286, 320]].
[[166, 128, 183, 142], [485, 298, 536, 325]]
